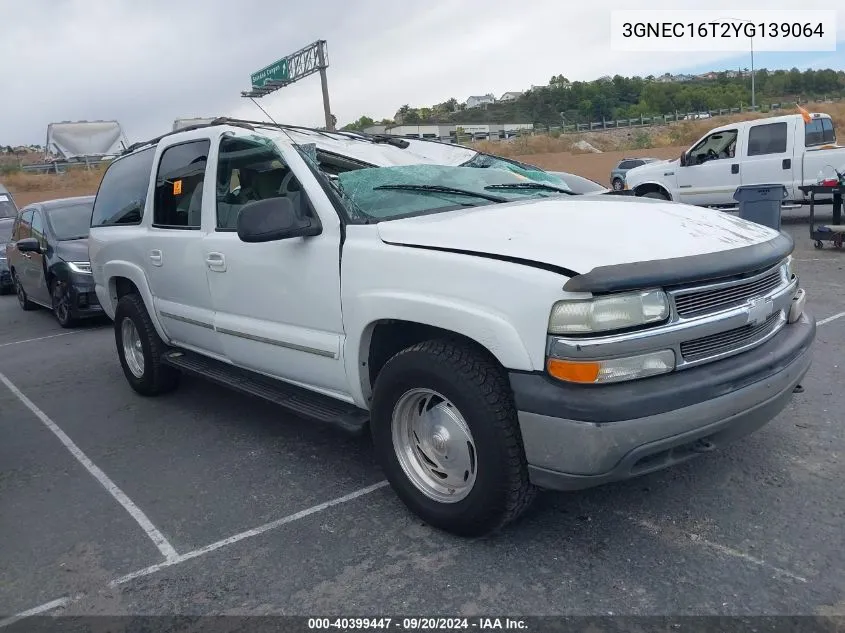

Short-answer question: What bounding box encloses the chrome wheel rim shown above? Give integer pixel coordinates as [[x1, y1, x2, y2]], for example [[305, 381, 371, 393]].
[[121, 318, 145, 378], [391, 388, 477, 503]]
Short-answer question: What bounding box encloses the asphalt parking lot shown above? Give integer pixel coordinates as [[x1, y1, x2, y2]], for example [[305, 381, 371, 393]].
[[1, 223, 844, 623]]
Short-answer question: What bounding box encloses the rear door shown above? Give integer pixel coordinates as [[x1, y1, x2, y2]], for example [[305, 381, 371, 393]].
[[740, 120, 795, 198], [143, 138, 225, 358], [26, 209, 51, 304], [9, 208, 32, 290]]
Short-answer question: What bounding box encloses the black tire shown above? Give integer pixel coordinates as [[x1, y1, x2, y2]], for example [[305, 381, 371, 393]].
[[14, 274, 36, 311], [51, 280, 76, 328], [114, 293, 180, 396], [611, 178, 624, 191], [370, 338, 536, 537], [642, 191, 669, 200]]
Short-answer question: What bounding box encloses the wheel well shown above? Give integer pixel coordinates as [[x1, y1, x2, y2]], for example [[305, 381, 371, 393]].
[[113, 276, 140, 299], [634, 183, 670, 199], [365, 320, 502, 390]]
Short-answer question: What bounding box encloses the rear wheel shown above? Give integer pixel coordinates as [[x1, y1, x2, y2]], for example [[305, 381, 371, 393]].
[[611, 178, 624, 191], [114, 294, 180, 396], [14, 274, 36, 311], [51, 280, 76, 328], [370, 338, 536, 537]]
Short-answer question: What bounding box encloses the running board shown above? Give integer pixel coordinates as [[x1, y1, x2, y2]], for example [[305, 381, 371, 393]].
[[162, 350, 369, 435]]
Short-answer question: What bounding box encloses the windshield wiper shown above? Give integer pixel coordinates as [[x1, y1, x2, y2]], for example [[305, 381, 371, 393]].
[[372, 184, 509, 203], [485, 182, 575, 195]]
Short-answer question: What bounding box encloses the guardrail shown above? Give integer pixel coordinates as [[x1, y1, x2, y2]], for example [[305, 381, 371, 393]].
[[14, 157, 113, 174]]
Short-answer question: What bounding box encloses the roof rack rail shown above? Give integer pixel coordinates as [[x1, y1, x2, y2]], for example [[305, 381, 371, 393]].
[[119, 117, 419, 157]]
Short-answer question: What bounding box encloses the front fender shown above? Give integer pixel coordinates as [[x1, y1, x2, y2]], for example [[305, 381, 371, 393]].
[[343, 290, 537, 407], [101, 260, 170, 343]]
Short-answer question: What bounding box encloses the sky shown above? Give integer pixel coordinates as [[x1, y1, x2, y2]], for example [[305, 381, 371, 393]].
[[2, 0, 844, 147]]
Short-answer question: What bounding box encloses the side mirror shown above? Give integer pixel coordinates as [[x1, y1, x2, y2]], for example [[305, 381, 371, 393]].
[[237, 197, 322, 243], [679, 152, 687, 167], [17, 237, 42, 253]]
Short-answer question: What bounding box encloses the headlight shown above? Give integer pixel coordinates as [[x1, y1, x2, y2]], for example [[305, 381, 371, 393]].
[[549, 290, 669, 335], [783, 255, 797, 281], [547, 350, 676, 384], [67, 261, 92, 274]]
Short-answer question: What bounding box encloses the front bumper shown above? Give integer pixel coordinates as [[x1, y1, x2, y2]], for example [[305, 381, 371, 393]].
[[68, 278, 104, 319], [511, 312, 815, 491]]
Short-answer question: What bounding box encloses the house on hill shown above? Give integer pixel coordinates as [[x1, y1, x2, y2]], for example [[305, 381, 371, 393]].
[[499, 91, 523, 102], [465, 94, 496, 108]]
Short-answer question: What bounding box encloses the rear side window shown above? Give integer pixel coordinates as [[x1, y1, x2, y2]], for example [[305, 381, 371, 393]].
[[805, 117, 836, 147], [0, 191, 17, 219], [618, 160, 642, 170], [91, 147, 156, 227], [747, 122, 788, 156], [153, 140, 210, 229]]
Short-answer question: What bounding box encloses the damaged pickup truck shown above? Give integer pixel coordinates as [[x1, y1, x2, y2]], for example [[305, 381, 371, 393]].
[[88, 119, 815, 536]]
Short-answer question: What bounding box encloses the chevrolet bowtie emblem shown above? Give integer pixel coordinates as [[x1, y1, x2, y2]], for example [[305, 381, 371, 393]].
[[746, 297, 774, 327]]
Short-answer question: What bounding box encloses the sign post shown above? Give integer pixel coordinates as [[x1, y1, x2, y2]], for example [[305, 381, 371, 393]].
[[242, 40, 334, 131]]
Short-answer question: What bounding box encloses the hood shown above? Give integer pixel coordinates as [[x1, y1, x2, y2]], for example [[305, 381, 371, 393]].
[[625, 158, 676, 181], [376, 196, 781, 280], [55, 239, 89, 263]]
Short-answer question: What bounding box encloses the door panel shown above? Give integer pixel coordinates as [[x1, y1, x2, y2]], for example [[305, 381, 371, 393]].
[[143, 138, 224, 357], [202, 135, 348, 396], [740, 120, 796, 199], [677, 128, 740, 206], [27, 210, 50, 304]]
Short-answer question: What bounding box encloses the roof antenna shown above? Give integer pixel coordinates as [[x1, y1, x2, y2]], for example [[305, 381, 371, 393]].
[[249, 97, 280, 126]]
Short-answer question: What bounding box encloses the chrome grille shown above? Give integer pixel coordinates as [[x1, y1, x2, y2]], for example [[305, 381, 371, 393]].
[[680, 312, 783, 362], [673, 267, 783, 318]]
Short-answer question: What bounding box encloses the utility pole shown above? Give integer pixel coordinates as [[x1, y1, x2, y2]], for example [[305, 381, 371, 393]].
[[750, 35, 755, 109]]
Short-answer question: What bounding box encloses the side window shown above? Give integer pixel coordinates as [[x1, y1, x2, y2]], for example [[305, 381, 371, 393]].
[[215, 136, 307, 231], [805, 118, 825, 147], [690, 130, 738, 164], [15, 209, 32, 240], [30, 210, 45, 244], [747, 122, 788, 156], [92, 146, 156, 227], [822, 118, 836, 144], [153, 140, 210, 229]]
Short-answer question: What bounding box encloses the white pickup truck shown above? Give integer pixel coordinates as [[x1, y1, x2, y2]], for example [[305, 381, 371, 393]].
[[625, 111, 844, 208], [88, 119, 815, 536]]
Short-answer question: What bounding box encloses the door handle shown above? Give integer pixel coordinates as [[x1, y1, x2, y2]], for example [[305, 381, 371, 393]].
[[205, 252, 226, 272], [731, 164, 739, 174], [149, 249, 163, 267], [782, 158, 791, 169]]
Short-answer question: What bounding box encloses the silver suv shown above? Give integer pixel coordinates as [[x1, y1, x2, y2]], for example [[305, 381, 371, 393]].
[[610, 157, 659, 191]]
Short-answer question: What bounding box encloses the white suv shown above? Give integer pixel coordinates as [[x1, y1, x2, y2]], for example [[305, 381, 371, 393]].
[[88, 119, 815, 536]]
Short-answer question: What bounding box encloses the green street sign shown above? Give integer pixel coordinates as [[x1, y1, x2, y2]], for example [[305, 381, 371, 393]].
[[250, 58, 289, 89]]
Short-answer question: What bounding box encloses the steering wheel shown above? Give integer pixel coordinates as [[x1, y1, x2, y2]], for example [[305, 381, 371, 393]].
[[706, 148, 718, 160], [280, 171, 297, 194]]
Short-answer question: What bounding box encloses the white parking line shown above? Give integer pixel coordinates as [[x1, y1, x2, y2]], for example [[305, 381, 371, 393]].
[[0, 331, 84, 348], [110, 480, 389, 585], [0, 595, 78, 628], [0, 372, 179, 562], [624, 514, 808, 583], [817, 311, 845, 326]]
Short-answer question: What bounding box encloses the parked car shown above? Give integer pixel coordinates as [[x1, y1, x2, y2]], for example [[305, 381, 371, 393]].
[[0, 218, 13, 294], [7, 195, 102, 327], [89, 119, 814, 537], [625, 111, 844, 207], [610, 157, 660, 191], [0, 183, 19, 219]]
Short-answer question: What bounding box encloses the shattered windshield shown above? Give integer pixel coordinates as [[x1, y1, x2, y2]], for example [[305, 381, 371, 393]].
[[336, 164, 571, 221], [460, 153, 572, 189]]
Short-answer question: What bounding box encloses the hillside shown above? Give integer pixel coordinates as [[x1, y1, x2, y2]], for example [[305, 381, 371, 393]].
[[343, 68, 845, 130]]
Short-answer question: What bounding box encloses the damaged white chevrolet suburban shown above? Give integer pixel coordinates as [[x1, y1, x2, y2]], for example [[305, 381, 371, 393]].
[[88, 119, 815, 536]]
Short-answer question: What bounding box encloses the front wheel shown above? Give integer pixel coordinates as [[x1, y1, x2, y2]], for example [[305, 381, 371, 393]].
[[642, 191, 669, 200], [51, 280, 76, 328], [370, 339, 536, 537], [114, 294, 180, 396]]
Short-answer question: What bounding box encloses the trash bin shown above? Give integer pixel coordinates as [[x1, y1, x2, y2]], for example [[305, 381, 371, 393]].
[[733, 184, 788, 231]]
